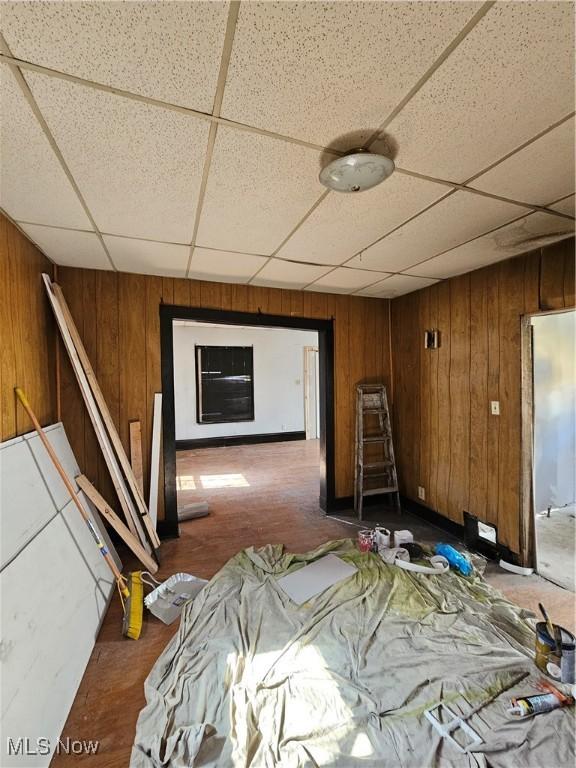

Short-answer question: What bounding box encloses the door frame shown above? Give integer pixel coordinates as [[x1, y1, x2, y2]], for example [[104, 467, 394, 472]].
[[303, 345, 319, 440], [159, 305, 335, 538], [520, 306, 575, 567]]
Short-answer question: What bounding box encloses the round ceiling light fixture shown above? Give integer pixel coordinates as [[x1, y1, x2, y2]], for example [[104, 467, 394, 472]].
[[319, 148, 395, 193]]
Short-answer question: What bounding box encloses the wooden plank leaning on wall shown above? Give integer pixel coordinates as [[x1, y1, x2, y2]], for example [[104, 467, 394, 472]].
[[391, 237, 575, 558]]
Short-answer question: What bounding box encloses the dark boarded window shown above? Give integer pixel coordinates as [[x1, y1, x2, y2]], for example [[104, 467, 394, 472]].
[[196, 346, 254, 424]]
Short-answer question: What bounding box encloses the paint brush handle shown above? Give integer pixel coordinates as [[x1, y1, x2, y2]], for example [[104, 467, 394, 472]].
[[539, 602, 562, 656]]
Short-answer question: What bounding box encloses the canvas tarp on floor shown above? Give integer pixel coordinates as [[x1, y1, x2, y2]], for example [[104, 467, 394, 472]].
[[131, 540, 574, 767]]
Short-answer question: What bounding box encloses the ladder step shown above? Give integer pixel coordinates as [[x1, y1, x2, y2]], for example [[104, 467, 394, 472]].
[[362, 486, 398, 496], [362, 436, 388, 443], [362, 461, 393, 470], [362, 408, 386, 414]]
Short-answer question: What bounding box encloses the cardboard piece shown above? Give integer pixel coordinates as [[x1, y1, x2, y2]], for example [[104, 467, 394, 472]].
[[276, 554, 358, 605]]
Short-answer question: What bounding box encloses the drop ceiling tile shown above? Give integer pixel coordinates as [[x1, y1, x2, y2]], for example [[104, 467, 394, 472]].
[[358, 273, 440, 298], [472, 118, 575, 206], [387, 2, 575, 181], [189, 248, 267, 283], [346, 192, 525, 273], [26, 72, 210, 243], [18, 224, 110, 269], [2, 1, 230, 111], [197, 126, 323, 254], [276, 174, 448, 266], [404, 212, 575, 280], [0, 68, 91, 229], [551, 195, 575, 218], [221, 1, 480, 146], [103, 235, 188, 277], [251, 259, 332, 290], [306, 268, 386, 294]]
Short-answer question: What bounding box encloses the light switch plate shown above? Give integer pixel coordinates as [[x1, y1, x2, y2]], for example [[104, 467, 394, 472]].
[[418, 486, 426, 500], [490, 401, 500, 416]]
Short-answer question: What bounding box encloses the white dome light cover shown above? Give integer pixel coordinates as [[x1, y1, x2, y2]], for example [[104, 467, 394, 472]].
[[319, 150, 395, 193]]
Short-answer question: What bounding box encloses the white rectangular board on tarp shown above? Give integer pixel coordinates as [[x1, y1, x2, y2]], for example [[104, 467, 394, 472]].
[[0, 423, 120, 768], [275, 554, 358, 605]]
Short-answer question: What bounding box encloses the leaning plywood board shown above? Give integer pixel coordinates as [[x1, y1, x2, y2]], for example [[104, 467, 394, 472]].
[[52, 280, 160, 550], [148, 393, 162, 529], [0, 424, 120, 768], [1, 424, 119, 572], [42, 274, 152, 554]]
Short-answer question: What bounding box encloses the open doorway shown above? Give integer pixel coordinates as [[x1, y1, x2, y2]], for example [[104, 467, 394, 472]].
[[159, 306, 334, 537], [531, 309, 575, 591]]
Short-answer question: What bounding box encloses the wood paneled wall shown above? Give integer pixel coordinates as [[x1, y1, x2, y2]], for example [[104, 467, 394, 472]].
[[391, 237, 575, 554], [56, 268, 391, 518], [0, 215, 56, 440]]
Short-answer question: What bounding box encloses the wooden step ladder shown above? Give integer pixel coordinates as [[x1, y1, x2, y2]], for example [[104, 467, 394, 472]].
[[354, 384, 400, 520]]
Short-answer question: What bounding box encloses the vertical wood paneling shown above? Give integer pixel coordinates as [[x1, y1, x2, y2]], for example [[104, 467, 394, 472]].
[[81, 271, 99, 482], [391, 237, 574, 555], [447, 274, 470, 523], [118, 274, 147, 459], [497, 258, 524, 552], [485, 271, 500, 526], [468, 268, 489, 521], [435, 281, 451, 517], [0, 215, 56, 440], [540, 239, 570, 310], [427, 284, 440, 510]]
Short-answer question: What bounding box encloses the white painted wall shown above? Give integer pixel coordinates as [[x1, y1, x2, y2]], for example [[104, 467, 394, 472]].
[[173, 322, 318, 440], [532, 310, 576, 512]]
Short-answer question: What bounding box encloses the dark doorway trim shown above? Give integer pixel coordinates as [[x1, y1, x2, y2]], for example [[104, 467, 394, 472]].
[[159, 305, 335, 538], [176, 430, 305, 451]]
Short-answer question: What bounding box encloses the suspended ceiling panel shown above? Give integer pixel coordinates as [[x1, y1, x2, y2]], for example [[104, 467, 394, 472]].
[[196, 126, 323, 255], [387, 1, 575, 182], [221, 1, 480, 146], [346, 192, 526, 273], [471, 117, 576, 206], [25, 72, 210, 243], [306, 267, 386, 294], [102, 235, 189, 278], [0, 1, 574, 297], [0, 68, 91, 229], [404, 214, 576, 280], [19, 224, 110, 270], [189, 248, 267, 283], [275, 174, 447, 266], [1, 0, 230, 112], [359, 273, 440, 299], [251, 259, 332, 290]]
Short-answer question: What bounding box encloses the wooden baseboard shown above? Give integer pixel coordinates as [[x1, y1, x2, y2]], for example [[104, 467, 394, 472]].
[[175, 431, 306, 451]]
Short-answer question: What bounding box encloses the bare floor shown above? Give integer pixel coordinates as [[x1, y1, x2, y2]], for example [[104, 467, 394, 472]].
[[535, 503, 576, 592], [54, 440, 575, 766]]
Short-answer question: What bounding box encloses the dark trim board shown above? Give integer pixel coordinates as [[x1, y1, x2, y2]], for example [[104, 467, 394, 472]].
[[176, 431, 306, 451], [160, 305, 335, 538]]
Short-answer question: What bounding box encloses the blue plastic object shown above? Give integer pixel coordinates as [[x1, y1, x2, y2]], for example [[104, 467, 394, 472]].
[[434, 543, 473, 576]]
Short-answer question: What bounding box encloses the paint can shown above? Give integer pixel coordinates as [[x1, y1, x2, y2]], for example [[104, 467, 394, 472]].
[[358, 529, 374, 553], [535, 622, 576, 684], [373, 526, 391, 551]]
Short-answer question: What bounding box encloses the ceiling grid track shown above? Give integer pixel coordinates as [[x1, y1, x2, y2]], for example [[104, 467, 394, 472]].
[[185, 0, 241, 278], [0, 32, 117, 271]]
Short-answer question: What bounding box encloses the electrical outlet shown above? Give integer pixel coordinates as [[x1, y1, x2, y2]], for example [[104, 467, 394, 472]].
[[418, 486, 426, 500], [490, 401, 500, 416]]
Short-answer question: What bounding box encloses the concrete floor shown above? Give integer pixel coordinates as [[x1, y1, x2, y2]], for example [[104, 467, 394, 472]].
[[535, 503, 576, 592]]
